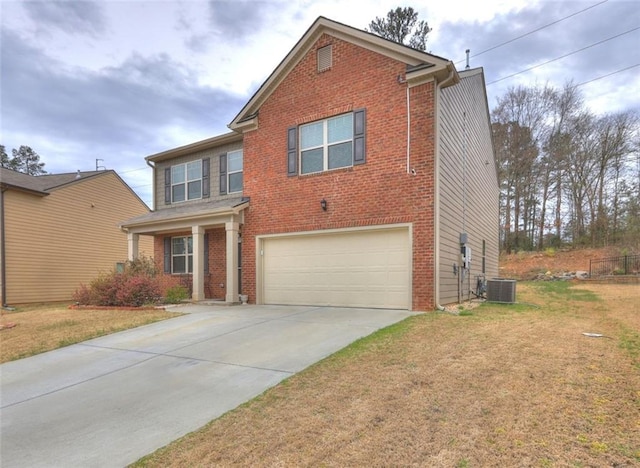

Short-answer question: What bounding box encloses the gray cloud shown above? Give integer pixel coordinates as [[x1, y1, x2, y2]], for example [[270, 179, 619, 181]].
[[208, 0, 273, 39], [184, 33, 212, 53], [1, 27, 246, 171], [22, 0, 107, 37], [435, 1, 640, 111]]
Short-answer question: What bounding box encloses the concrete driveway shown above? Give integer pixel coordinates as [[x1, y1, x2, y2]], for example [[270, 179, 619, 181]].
[[0, 304, 414, 467]]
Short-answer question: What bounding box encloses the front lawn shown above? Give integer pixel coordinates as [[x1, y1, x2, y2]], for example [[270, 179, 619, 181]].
[[134, 282, 640, 467], [0, 304, 180, 363]]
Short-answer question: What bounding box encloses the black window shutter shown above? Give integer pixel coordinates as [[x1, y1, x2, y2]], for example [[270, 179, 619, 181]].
[[202, 158, 210, 198], [353, 108, 366, 165], [287, 126, 298, 176], [219, 154, 227, 194], [204, 233, 209, 273], [163, 237, 171, 273], [164, 167, 171, 204]]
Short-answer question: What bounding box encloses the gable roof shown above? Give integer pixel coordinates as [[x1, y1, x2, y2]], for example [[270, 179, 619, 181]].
[[229, 16, 459, 131], [0, 169, 145, 207], [0, 168, 48, 195], [0, 168, 110, 195]]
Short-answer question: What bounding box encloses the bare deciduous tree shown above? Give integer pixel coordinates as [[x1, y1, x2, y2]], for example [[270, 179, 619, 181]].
[[492, 82, 639, 251]]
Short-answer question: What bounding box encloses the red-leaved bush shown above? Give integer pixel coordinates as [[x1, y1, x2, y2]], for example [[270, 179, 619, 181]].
[[115, 275, 160, 307], [73, 256, 161, 307]]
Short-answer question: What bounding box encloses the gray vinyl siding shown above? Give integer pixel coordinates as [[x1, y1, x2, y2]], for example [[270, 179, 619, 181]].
[[438, 69, 500, 304], [154, 141, 243, 211]]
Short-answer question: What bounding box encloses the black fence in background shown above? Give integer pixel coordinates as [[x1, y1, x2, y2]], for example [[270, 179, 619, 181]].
[[590, 255, 640, 277]]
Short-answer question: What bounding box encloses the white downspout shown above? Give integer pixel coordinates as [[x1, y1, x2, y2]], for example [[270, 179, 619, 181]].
[[406, 86, 411, 173], [146, 159, 156, 211], [434, 66, 456, 311]]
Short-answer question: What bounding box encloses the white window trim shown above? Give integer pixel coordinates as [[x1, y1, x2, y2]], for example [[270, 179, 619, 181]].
[[171, 236, 193, 274], [300, 114, 353, 175], [171, 160, 203, 203], [227, 150, 243, 194]]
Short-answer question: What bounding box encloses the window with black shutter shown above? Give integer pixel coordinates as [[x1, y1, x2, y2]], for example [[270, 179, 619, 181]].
[[288, 109, 366, 175]]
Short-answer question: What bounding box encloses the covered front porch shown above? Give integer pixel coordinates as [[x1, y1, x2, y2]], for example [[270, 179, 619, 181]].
[[120, 198, 248, 303]]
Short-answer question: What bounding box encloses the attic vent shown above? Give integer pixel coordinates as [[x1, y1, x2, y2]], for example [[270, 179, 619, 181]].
[[317, 45, 332, 72]]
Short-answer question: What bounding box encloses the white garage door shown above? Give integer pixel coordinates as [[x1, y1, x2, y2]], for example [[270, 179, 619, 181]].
[[262, 227, 410, 309]]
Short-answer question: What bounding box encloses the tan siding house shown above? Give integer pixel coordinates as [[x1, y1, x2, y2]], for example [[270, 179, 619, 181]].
[[0, 169, 152, 305], [437, 68, 500, 304]]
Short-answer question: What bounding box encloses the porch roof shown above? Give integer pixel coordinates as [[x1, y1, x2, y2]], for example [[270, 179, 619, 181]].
[[120, 197, 249, 234]]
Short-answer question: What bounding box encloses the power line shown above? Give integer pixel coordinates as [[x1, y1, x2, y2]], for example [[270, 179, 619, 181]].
[[575, 63, 640, 88], [486, 26, 640, 85], [456, 0, 609, 64], [119, 166, 149, 174]]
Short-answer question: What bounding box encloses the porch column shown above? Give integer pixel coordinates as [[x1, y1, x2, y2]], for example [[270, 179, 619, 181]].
[[192, 225, 205, 301], [127, 232, 139, 261], [225, 221, 239, 303]]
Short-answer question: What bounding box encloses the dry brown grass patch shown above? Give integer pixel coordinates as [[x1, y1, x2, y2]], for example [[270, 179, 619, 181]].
[[135, 282, 640, 467], [0, 303, 179, 363]]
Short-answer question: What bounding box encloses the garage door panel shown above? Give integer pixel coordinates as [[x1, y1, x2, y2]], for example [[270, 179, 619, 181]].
[[262, 228, 410, 309]]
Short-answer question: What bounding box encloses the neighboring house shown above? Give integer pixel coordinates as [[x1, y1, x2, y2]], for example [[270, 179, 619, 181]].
[[0, 169, 152, 305], [121, 17, 499, 310]]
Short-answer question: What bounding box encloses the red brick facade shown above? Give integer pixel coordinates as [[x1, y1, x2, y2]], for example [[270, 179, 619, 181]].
[[241, 34, 436, 310]]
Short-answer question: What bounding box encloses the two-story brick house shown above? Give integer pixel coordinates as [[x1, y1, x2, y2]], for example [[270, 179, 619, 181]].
[[120, 17, 499, 310]]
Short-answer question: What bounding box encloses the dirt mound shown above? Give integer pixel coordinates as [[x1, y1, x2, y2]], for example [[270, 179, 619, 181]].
[[499, 246, 628, 280]]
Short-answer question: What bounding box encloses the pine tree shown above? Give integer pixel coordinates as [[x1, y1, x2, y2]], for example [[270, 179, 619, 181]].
[[367, 7, 431, 51], [10, 145, 47, 175]]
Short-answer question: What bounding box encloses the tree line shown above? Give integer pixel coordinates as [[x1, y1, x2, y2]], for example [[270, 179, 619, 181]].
[[491, 83, 639, 252], [368, 6, 639, 252]]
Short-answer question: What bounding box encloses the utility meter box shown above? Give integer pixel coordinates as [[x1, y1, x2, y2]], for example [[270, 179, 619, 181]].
[[461, 245, 472, 269]]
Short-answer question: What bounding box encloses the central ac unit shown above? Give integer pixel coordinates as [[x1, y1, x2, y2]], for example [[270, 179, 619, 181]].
[[486, 278, 517, 303]]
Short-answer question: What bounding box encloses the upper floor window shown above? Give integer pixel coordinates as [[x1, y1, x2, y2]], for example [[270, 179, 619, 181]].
[[227, 150, 243, 193], [172, 161, 201, 202], [287, 109, 366, 177], [164, 158, 210, 205], [219, 150, 243, 194], [301, 114, 353, 174]]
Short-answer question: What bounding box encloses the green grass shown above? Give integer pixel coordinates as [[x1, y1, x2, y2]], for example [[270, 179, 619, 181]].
[[530, 281, 600, 301], [324, 316, 416, 360]]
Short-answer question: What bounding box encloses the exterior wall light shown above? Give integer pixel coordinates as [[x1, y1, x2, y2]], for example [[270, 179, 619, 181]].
[[321, 199, 327, 211]]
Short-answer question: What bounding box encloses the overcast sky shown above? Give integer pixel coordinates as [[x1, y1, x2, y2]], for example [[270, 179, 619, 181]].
[[2, 0, 639, 207]]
